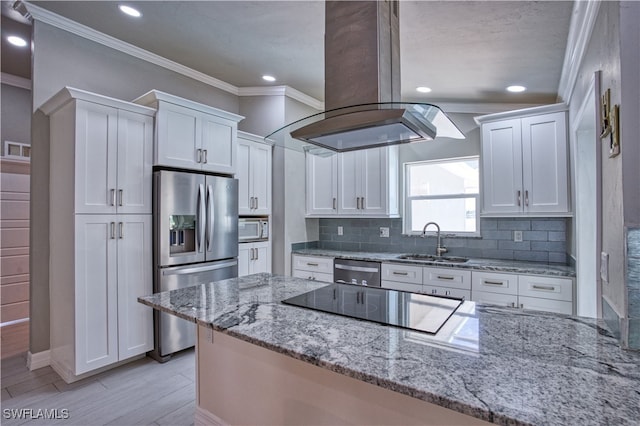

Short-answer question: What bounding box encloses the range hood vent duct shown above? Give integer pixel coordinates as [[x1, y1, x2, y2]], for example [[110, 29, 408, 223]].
[[288, 0, 464, 153]]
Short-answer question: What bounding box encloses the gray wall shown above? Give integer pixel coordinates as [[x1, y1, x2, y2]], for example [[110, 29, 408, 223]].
[[278, 97, 321, 274], [29, 21, 242, 354], [1, 84, 31, 156], [238, 95, 285, 137], [567, 1, 640, 347]]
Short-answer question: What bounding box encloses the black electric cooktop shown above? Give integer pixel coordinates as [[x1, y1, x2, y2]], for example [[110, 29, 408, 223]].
[[282, 283, 464, 335]]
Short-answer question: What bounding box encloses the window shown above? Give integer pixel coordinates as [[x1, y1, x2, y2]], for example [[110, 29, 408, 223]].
[[404, 157, 479, 236], [3, 141, 30, 161]]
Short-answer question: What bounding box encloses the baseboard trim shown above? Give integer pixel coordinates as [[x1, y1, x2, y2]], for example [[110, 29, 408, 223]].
[[27, 350, 51, 371], [195, 405, 228, 426]]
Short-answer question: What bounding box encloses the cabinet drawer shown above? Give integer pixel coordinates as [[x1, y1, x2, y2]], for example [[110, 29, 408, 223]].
[[423, 285, 470, 301], [292, 269, 333, 283], [292, 255, 333, 273], [471, 290, 518, 307], [472, 271, 518, 295], [518, 275, 573, 302], [382, 263, 423, 284], [423, 267, 471, 290], [519, 296, 573, 315], [381, 280, 421, 294]]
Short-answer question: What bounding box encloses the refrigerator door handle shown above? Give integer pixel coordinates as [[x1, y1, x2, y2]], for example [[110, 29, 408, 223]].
[[161, 260, 239, 276], [196, 184, 206, 252], [206, 184, 214, 252]]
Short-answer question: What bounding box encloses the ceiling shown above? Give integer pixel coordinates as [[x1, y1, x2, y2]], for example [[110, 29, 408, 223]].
[[2, 1, 574, 106]]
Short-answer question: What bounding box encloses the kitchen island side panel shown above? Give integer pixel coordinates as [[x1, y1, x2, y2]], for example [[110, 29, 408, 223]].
[[196, 326, 491, 426]]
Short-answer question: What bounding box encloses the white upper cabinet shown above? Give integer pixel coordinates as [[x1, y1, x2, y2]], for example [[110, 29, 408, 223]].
[[476, 104, 569, 216], [133, 90, 243, 174], [42, 88, 154, 215], [307, 146, 398, 217], [306, 153, 338, 215], [237, 132, 272, 215]]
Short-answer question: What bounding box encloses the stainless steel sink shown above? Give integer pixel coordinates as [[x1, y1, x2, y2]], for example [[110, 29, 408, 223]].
[[397, 254, 469, 263]]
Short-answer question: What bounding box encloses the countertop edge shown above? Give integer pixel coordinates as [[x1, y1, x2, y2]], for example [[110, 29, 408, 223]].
[[292, 249, 576, 278]]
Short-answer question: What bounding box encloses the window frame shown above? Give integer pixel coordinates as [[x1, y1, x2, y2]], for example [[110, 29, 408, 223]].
[[403, 156, 480, 237]]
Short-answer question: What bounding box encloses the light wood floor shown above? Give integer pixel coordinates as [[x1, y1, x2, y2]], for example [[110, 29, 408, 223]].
[[1, 349, 196, 426]]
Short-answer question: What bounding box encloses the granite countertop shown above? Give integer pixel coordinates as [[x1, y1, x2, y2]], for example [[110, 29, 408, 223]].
[[292, 248, 576, 277], [139, 273, 639, 426]]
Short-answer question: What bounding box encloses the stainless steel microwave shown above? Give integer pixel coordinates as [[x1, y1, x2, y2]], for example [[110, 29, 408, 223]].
[[238, 217, 269, 242]]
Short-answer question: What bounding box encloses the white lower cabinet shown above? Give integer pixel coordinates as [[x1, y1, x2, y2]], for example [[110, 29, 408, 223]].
[[238, 242, 271, 277], [292, 270, 334, 283], [381, 264, 471, 300], [470, 290, 519, 308], [471, 271, 574, 315], [51, 214, 153, 381], [291, 255, 334, 283]]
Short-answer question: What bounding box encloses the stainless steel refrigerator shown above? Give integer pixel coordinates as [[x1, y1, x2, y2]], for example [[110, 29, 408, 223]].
[[153, 170, 238, 361]]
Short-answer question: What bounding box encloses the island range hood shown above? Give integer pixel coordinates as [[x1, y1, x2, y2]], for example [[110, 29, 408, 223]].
[[289, 1, 464, 153]]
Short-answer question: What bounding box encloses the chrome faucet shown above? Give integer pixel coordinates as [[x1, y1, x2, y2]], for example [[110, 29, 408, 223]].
[[421, 222, 448, 257]]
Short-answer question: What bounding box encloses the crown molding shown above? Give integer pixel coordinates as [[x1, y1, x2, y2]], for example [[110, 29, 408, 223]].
[[557, 0, 601, 104], [22, 1, 239, 96], [1, 72, 31, 90], [436, 102, 545, 115], [238, 86, 324, 111]]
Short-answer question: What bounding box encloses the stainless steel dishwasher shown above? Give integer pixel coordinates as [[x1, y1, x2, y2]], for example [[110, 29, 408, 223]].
[[334, 259, 381, 287]]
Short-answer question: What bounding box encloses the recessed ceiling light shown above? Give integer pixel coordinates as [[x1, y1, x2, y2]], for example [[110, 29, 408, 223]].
[[119, 5, 142, 17], [416, 86, 432, 93], [7, 36, 27, 47], [507, 85, 527, 93], [262, 75, 276, 82]]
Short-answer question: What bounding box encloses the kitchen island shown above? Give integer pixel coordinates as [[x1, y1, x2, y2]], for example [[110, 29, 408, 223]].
[[138, 273, 640, 425]]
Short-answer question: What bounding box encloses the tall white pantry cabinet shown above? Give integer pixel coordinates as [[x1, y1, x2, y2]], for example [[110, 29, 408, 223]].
[[41, 87, 155, 383]]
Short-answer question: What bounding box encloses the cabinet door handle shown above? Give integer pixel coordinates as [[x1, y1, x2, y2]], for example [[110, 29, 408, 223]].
[[532, 284, 555, 291], [250, 197, 254, 209], [196, 149, 202, 163], [393, 271, 408, 275], [110, 189, 116, 206], [333, 197, 337, 210], [511, 302, 515, 307], [203, 149, 208, 164], [356, 197, 360, 209], [517, 190, 521, 206], [306, 262, 319, 266], [118, 189, 123, 206], [119, 222, 124, 239], [431, 289, 438, 294], [255, 197, 258, 209], [255, 248, 259, 260], [437, 275, 455, 280], [445, 290, 451, 296], [525, 190, 529, 206], [361, 197, 365, 209], [110, 222, 116, 239], [483, 280, 504, 286]]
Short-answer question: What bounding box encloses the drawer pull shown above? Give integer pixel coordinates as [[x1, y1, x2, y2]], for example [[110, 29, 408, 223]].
[[483, 280, 504, 286], [532, 284, 555, 291], [306, 262, 319, 266], [393, 271, 409, 275], [437, 275, 454, 280]]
